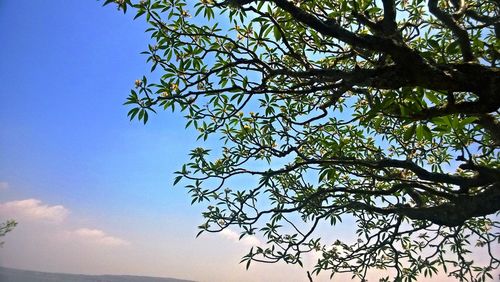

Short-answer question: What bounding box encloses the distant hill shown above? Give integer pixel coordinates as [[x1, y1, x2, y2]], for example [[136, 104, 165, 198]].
[[0, 267, 195, 282]]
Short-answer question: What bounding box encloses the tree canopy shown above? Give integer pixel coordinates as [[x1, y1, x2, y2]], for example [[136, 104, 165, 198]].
[[106, 0, 499, 280]]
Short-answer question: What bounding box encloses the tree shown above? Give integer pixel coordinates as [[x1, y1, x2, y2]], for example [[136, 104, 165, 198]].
[[106, 0, 499, 280], [0, 220, 17, 247]]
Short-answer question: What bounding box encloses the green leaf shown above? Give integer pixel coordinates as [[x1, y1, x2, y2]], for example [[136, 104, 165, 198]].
[[416, 124, 424, 140], [128, 108, 140, 120], [422, 125, 433, 141], [134, 10, 146, 19], [138, 109, 144, 121], [173, 175, 182, 185], [403, 124, 416, 141], [273, 25, 281, 41], [425, 91, 441, 105]]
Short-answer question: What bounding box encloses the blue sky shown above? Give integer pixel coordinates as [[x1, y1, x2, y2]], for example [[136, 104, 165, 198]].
[[0, 0, 191, 215]]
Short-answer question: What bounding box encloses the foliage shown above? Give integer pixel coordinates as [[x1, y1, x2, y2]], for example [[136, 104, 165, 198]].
[[106, 0, 500, 280], [0, 220, 17, 247]]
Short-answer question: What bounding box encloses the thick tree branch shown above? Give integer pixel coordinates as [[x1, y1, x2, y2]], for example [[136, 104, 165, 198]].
[[381, 0, 398, 33], [272, 63, 500, 100], [428, 0, 474, 61], [269, 0, 428, 66], [351, 183, 500, 226], [411, 101, 500, 120]]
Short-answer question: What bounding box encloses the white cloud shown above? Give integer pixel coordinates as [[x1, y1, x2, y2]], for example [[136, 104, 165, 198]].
[[0, 182, 8, 190], [0, 198, 69, 223], [220, 228, 260, 246], [72, 228, 130, 247], [0, 198, 130, 247]]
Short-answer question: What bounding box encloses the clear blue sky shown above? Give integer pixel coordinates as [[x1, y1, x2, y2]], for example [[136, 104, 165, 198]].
[[0, 0, 205, 223]]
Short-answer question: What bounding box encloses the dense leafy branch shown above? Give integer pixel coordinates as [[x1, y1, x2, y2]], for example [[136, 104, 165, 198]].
[[106, 0, 500, 280]]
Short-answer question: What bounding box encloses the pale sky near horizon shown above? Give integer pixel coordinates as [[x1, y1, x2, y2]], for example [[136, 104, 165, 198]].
[[0, 1, 496, 282]]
